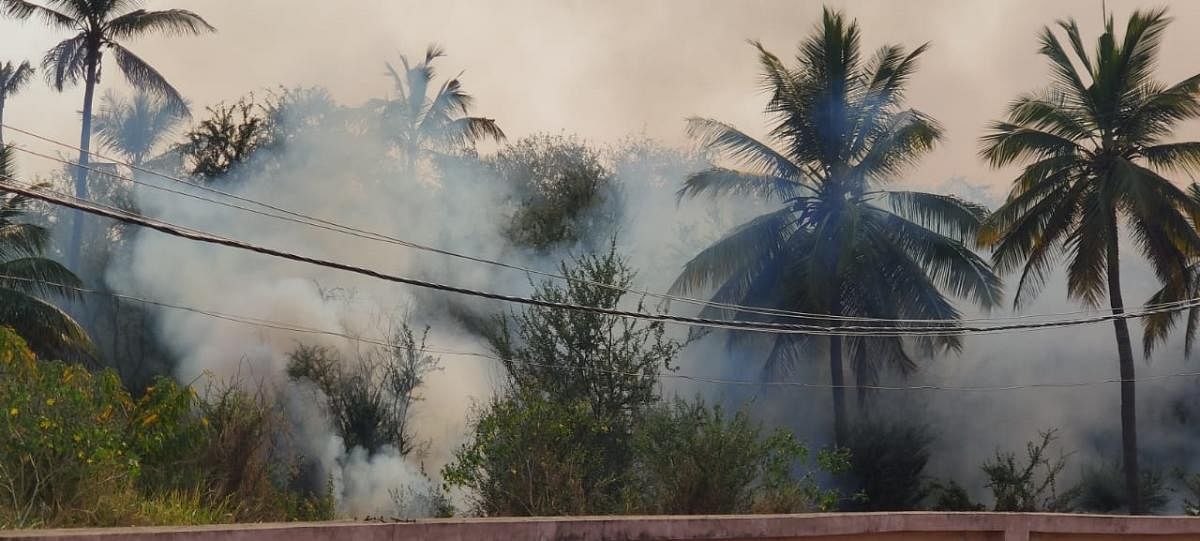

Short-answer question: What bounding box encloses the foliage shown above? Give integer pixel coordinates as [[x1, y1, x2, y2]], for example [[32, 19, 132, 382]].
[[369, 44, 504, 172], [446, 248, 841, 517], [628, 397, 847, 514], [0, 328, 332, 527], [0, 328, 136, 528], [1180, 470, 1200, 516], [3, 0, 214, 113], [981, 429, 1078, 512], [93, 89, 187, 166], [287, 322, 440, 457], [176, 96, 277, 182], [490, 134, 622, 251], [0, 59, 34, 144], [487, 241, 679, 424], [448, 246, 679, 515], [672, 7, 1000, 446], [844, 420, 934, 511], [925, 479, 984, 511], [1076, 462, 1168, 514], [443, 389, 615, 515], [0, 145, 93, 360], [978, 7, 1200, 514]]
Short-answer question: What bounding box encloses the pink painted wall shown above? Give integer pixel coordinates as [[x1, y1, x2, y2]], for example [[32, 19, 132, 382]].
[[3, 513, 1200, 541]]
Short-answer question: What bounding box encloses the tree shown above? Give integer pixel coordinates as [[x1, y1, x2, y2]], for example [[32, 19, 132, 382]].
[[370, 45, 505, 174], [978, 8, 1200, 513], [1, 0, 214, 270], [673, 8, 1001, 447], [93, 89, 186, 167], [176, 96, 273, 182], [0, 145, 92, 359], [489, 134, 622, 251], [0, 60, 34, 145], [444, 244, 680, 515], [287, 322, 439, 457]]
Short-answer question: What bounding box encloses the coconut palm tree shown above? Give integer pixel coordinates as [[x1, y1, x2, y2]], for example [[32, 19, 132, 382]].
[[0, 60, 34, 145], [0, 145, 92, 359], [978, 8, 1200, 514], [93, 89, 186, 167], [372, 45, 505, 174], [0, 0, 214, 270], [673, 8, 1002, 447]]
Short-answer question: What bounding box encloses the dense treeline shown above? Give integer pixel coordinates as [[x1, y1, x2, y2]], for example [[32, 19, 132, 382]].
[[4, 0, 1200, 527]]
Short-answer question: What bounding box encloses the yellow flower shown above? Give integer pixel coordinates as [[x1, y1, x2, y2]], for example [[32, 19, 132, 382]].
[[7, 408, 16, 417], [200, 417, 209, 427], [45, 398, 55, 407]]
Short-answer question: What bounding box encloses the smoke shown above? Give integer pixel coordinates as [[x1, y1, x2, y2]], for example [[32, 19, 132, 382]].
[[94, 85, 741, 516], [103, 94, 514, 515]]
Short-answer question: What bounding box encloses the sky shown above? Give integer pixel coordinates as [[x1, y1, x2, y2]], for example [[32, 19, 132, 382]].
[[5, 0, 1200, 192]]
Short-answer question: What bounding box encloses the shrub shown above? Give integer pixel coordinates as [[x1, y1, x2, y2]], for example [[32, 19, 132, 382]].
[[843, 421, 934, 511], [629, 397, 846, 514], [490, 134, 622, 251], [1076, 462, 1168, 514], [982, 429, 1078, 512], [925, 479, 984, 511], [0, 327, 333, 527], [442, 390, 616, 516], [287, 322, 439, 457], [0, 329, 139, 528]]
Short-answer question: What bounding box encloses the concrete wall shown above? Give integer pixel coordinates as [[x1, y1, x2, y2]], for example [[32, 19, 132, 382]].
[[4, 513, 1200, 541]]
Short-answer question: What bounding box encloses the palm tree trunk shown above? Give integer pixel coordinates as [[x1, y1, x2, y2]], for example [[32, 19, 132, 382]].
[[830, 334, 848, 447], [1106, 216, 1141, 514], [830, 295, 848, 448], [68, 54, 99, 272], [0, 96, 6, 147]]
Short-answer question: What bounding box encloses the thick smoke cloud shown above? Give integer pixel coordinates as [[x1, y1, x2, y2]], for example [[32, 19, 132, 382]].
[[6, 0, 1200, 514]]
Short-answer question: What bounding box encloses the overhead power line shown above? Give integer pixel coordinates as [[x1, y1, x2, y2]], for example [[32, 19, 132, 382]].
[[3, 177, 1200, 337], [4, 272, 1200, 393], [4, 123, 1161, 327]]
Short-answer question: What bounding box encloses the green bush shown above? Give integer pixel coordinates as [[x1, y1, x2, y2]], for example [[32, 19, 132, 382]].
[[0, 329, 139, 528], [443, 389, 618, 516], [1075, 462, 1168, 514], [981, 429, 1078, 512], [844, 421, 934, 511], [629, 397, 846, 514], [0, 328, 333, 528]]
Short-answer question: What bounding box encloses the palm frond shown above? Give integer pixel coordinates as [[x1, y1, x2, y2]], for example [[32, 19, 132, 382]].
[[686, 117, 806, 180], [0, 222, 50, 260], [854, 108, 943, 182], [105, 8, 215, 39], [440, 116, 505, 148], [1037, 23, 1095, 113], [1006, 93, 1094, 141], [880, 211, 1003, 310], [1, 60, 35, 95], [884, 190, 988, 245], [0, 256, 83, 300], [41, 33, 87, 92], [678, 167, 809, 203], [670, 207, 796, 294], [0, 286, 93, 359], [109, 43, 188, 114], [0, 0, 75, 29], [980, 122, 1084, 167], [1063, 187, 1109, 307]]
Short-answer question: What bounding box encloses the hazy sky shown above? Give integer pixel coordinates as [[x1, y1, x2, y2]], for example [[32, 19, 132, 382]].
[[5, 0, 1200, 191]]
